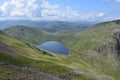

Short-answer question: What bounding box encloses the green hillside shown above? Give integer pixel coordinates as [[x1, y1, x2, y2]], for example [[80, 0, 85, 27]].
[[0, 30, 100, 80], [3, 20, 120, 80], [3, 25, 55, 44], [3, 25, 85, 46], [67, 20, 120, 80], [69, 20, 120, 53], [3, 25, 75, 45]]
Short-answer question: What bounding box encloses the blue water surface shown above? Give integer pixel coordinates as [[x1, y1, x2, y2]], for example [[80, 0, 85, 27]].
[[38, 41, 69, 55]]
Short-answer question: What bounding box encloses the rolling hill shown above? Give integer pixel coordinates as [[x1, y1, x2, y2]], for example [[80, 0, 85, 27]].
[[3, 19, 120, 80], [3, 25, 54, 44]]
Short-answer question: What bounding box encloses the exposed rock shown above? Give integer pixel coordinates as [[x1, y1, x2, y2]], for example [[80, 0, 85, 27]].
[[113, 32, 120, 55], [114, 20, 120, 25], [0, 61, 64, 80], [93, 32, 120, 55]]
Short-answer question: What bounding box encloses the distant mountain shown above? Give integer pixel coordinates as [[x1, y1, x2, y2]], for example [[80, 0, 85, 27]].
[[34, 21, 94, 32], [0, 20, 94, 32], [3, 19, 120, 80]]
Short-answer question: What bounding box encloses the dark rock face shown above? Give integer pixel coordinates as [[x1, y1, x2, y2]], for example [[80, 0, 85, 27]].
[[114, 20, 120, 25], [113, 32, 120, 55], [93, 32, 120, 56], [93, 45, 107, 53]]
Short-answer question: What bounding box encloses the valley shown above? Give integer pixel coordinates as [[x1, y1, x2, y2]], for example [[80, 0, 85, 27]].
[[0, 20, 120, 80], [0, 0, 120, 80], [0, 27, 98, 80]]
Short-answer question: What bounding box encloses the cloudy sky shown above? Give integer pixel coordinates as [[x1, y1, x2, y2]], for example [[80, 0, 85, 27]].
[[0, 0, 120, 21]]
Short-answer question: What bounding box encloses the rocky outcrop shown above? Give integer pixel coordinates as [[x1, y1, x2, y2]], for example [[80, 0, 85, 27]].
[[113, 32, 120, 55], [93, 32, 120, 56], [0, 61, 64, 80]]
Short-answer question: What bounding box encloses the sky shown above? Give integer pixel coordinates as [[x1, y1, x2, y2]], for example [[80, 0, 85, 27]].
[[0, 0, 120, 21]]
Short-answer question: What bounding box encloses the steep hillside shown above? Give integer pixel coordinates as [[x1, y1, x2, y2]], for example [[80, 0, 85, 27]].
[[69, 20, 120, 54], [67, 20, 120, 80], [3, 19, 120, 80], [58, 20, 120, 80], [0, 30, 100, 80]]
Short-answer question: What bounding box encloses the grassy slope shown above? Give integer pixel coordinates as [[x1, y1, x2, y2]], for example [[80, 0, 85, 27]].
[[67, 20, 120, 80], [0, 30, 96, 80], [3, 20, 120, 80]]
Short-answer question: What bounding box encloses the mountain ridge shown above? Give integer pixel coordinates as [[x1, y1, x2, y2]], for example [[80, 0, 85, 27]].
[[0, 20, 94, 32]]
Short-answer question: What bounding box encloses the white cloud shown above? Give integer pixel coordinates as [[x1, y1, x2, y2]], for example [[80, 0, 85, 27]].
[[96, 13, 104, 17], [41, 0, 59, 9], [0, 0, 105, 21], [111, 0, 120, 8], [102, 0, 111, 2], [40, 0, 61, 20], [103, 0, 120, 8], [103, 0, 120, 3], [0, 0, 39, 17], [77, 12, 105, 21], [116, 0, 120, 3]]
